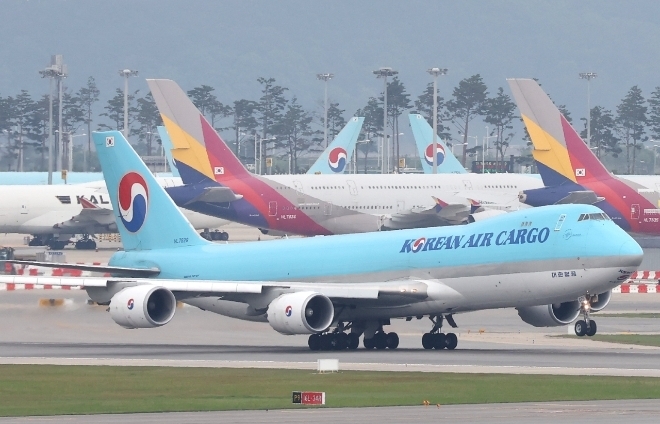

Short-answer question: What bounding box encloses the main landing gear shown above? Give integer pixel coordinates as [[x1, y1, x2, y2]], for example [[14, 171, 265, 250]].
[[574, 293, 598, 337], [200, 229, 229, 241], [307, 321, 399, 351], [74, 235, 96, 250], [422, 314, 458, 350]]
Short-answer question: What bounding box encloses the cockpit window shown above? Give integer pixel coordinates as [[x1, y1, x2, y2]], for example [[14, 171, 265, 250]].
[[578, 213, 611, 221]]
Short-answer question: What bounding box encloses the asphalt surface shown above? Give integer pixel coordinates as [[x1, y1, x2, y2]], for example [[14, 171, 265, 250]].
[[1, 400, 659, 423]]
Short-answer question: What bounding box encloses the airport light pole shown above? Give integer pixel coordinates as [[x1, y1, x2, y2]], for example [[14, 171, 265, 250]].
[[651, 141, 660, 175], [579, 72, 597, 148], [119, 69, 139, 138], [40, 56, 66, 181], [316, 73, 334, 148], [427, 68, 448, 174], [373, 67, 398, 174]]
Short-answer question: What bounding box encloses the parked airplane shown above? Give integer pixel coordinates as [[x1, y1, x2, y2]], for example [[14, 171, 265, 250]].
[[306, 117, 364, 174], [0, 177, 227, 249], [2, 130, 642, 349], [509, 78, 660, 235], [149, 79, 542, 236], [157, 126, 180, 178], [409, 114, 467, 174]]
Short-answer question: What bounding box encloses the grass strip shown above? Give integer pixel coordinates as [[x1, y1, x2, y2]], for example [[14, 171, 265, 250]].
[[594, 313, 660, 318], [558, 334, 660, 347], [1, 365, 660, 416]]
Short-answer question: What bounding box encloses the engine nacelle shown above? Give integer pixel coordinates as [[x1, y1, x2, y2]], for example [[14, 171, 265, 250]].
[[589, 290, 612, 312], [267, 291, 334, 335], [110, 285, 177, 329], [516, 300, 580, 327], [467, 209, 508, 223]]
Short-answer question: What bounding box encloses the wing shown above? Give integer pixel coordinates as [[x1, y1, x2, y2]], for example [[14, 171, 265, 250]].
[[52, 197, 117, 232], [0, 275, 460, 308], [382, 196, 471, 230], [8, 260, 160, 277]]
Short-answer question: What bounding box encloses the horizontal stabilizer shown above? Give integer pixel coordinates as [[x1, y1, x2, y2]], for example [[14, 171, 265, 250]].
[[184, 186, 243, 205], [7, 261, 160, 277], [556, 191, 602, 205]]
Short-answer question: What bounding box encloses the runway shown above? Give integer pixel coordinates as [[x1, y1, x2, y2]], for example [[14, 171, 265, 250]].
[[1, 291, 659, 376], [0, 400, 659, 423]]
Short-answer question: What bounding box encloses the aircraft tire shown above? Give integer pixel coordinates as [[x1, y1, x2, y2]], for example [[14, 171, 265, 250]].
[[220, 232, 229, 241], [363, 337, 375, 350], [334, 332, 348, 350], [48, 241, 67, 250], [374, 332, 388, 350], [386, 332, 399, 349], [319, 334, 332, 350], [200, 232, 211, 241], [445, 333, 458, 350], [28, 238, 43, 247], [422, 333, 434, 349], [308, 334, 321, 351], [347, 333, 360, 350], [574, 320, 587, 337], [433, 333, 446, 349], [586, 320, 597, 337]]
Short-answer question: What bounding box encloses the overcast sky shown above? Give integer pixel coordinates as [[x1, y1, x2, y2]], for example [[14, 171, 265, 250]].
[[2, 0, 660, 148]]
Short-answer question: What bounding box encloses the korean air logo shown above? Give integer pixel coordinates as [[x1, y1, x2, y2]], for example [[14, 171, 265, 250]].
[[411, 237, 426, 253], [425, 144, 445, 166], [328, 147, 347, 173], [127, 298, 135, 310], [118, 172, 149, 233], [285, 305, 293, 317]]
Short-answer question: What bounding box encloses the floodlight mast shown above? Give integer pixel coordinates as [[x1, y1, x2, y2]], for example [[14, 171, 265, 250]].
[[316, 73, 334, 148], [373, 67, 397, 173], [426, 68, 448, 174], [39, 55, 67, 183], [119, 69, 139, 138], [579, 72, 597, 148]]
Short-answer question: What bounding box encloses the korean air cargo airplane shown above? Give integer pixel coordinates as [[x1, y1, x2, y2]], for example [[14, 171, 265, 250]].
[[149, 79, 542, 236], [409, 114, 467, 174], [1, 130, 642, 350], [509, 78, 660, 235]]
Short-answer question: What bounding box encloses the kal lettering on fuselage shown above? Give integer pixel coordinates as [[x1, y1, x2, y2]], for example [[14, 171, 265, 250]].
[[400, 227, 550, 253], [76, 195, 111, 205]]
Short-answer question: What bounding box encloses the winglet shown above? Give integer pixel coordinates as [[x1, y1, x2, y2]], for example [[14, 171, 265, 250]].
[[307, 117, 364, 174], [507, 78, 611, 187], [92, 130, 208, 251], [409, 114, 466, 174]]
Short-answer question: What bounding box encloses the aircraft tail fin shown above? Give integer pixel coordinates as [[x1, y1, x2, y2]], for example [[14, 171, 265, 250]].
[[306, 117, 364, 174], [409, 114, 466, 174], [92, 131, 208, 251], [507, 78, 611, 186], [157, 126, 180, 177], [147, 79, 249, 186]]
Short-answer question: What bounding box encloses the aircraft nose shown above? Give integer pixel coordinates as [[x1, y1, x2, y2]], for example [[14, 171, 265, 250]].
[[619, 238, 644, 267]]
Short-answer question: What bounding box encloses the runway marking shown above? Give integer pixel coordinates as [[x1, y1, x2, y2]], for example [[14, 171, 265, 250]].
[[1, 357, 659, 377]]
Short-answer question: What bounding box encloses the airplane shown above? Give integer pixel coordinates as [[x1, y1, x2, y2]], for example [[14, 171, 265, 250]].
[[508, 78, 660, 235], [306, 117, 364, 174], [0, 177, 228, 250], [157, 126, 181, 178], [1, 130, 642, 350], [408, 114, 467, 174], [148, 79, 543, 236]]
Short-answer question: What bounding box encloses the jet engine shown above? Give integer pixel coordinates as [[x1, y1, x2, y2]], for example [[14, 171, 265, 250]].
[[267, 291, 334, 335], [467, 209, 508, 223], [110, 285, 177, 329], [516, 300, 580, 327], [587, 290, 612, 312]]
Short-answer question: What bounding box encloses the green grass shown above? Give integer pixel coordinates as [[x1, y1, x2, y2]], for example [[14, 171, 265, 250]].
[[558, 334, 660, 347], [2, 365, 660, 416], [594, 313, 660, 318]]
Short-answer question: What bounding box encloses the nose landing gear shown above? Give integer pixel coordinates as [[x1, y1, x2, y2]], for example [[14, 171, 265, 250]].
[[574, 293, 598, 337]]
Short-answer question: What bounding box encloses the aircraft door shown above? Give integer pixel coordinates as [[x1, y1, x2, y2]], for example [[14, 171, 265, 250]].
[[631, 204, 640, 220], [396, 200, 405, 212], [269, 201, 277, 217], [292, 180, 305, 202], [19, 204, 28, 216], [463, 180, 473, 190], [323, 203, 333, 216], [347, 180, 358, 196]]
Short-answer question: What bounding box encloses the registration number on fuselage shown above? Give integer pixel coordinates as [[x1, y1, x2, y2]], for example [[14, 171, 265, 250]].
[[280, 214, 297, 220], [173, 237, 189, 244]]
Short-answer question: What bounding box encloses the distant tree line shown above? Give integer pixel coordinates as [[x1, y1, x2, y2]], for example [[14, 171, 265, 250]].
[[2, 74, 660, 174]]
